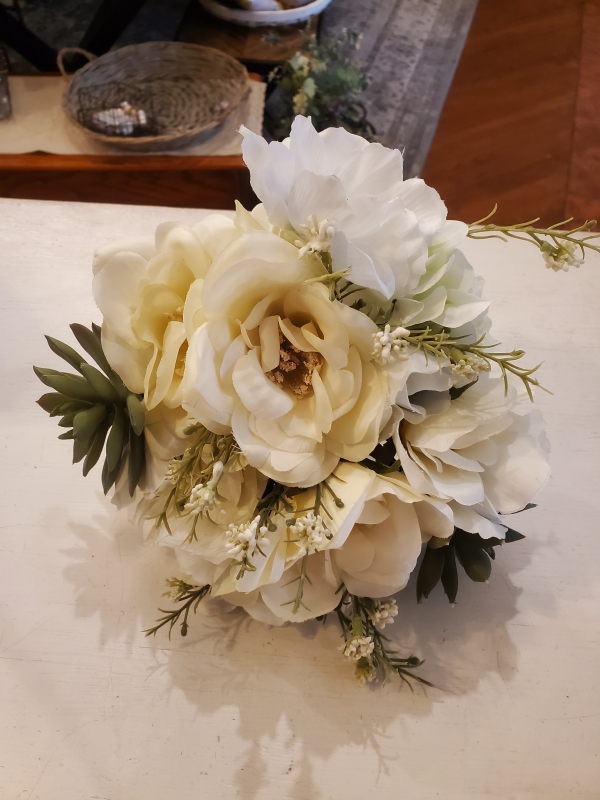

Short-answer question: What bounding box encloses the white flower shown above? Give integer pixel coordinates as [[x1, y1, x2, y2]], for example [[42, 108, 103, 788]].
[[241, 116, 448, 299], [372, 324, 410, 365], [340, 636, 374, 661], [368, 598, 398, 628], [183, 461, 224, 516], [287, 512, 332, 557], [394, 375, 550, 539], [93, 213, 241, 410], [355, 661, 377, 684], [542, 241, 582, 272], [226, 515, 270, 562], [450, 352, 491, 387], [182, 231, 390, 487]]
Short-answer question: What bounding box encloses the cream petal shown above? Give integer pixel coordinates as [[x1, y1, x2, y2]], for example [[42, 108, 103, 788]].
[[232, 349, 295, 420], [450, 502, 507, 539], [334, 526, 375, 573], [260, 551, 339, 623], [259, 315, 281, 372]]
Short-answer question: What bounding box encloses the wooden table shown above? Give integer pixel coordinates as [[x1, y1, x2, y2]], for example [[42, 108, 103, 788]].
[[0, 152, 255, 209], [1, 198, 599, 799]]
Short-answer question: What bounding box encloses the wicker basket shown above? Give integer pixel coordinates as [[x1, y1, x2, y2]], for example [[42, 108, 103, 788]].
[[61, 42, 249, 152]]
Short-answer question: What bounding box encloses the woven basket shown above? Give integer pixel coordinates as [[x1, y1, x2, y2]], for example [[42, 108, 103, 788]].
[[61, 42, 249, 152]]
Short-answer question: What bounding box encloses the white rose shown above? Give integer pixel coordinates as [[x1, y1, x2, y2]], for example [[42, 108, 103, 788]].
[[182, 230, 390, 487], [93, 213, 241, 410], [241, 116, 447, 299]]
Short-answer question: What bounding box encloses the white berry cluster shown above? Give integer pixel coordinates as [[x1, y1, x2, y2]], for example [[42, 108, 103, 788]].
[[542, 241, 583, 273], [295, 214, 337, 259], [372, 324, 410, 365], [368, 598, 398, 629], [225, 515, 269, 562], [339, 635, 375, 661], [450, 352, 490, 386], [288, 512, 332, 557], [183, 461, 224, 517]]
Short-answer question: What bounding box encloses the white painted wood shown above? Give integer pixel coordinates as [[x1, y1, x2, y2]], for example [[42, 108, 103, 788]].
[[0, 198, 598, 800]]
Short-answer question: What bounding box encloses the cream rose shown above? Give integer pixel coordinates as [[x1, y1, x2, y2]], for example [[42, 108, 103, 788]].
[[182, 230, 391, 487], [93, 213, 241, 411]]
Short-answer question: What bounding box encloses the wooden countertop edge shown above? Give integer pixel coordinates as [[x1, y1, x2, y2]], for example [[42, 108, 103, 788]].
[[0, 153, 247, 170]]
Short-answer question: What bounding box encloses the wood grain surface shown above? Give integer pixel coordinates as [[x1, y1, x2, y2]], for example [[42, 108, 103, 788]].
[[1, 198, 599, 799], [422, 0, 586, 226]]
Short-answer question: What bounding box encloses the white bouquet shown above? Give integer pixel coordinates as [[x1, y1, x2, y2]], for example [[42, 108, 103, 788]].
[[35, 117, 599, 686]]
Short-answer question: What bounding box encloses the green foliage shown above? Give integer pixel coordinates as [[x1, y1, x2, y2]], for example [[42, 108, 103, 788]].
[[144, 579, 210, 638], [35, 323, 146, 495], [265, 30, 375, 142], [335, 592, 433, 688], [416, 520, 529, 604]]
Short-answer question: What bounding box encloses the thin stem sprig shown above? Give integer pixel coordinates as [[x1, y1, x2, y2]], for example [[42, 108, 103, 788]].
[[468, 204, 600, 261], [394, 326, 545, 400], [144, 578, 210, 638], [336, 591, 433, 688]]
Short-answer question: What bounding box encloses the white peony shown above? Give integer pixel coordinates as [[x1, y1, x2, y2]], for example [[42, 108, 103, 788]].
[[182, 229, 391, 487], [393, 375, 550, 540], [241, 116, 447, 300], [205, 463, 425, 624]]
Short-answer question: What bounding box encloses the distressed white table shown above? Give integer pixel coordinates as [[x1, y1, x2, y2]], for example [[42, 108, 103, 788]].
[[1, 198, 599, 800]]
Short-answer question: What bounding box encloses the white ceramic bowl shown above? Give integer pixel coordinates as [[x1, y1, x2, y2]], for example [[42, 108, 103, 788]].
[[198, 0, 333, 27]]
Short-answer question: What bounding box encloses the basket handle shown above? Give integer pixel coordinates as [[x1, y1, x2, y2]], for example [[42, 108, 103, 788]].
[[57, 47, 97, 77]]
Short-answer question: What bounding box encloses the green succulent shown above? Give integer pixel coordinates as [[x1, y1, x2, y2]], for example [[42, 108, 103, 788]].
[[34, 323, 146, 496]]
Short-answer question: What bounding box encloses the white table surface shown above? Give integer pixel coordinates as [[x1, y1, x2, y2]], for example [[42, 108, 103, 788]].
[[0, 198, 599, 800]]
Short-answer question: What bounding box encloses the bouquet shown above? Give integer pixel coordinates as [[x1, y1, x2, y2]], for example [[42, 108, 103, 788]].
[[35, 117, 600, 687]]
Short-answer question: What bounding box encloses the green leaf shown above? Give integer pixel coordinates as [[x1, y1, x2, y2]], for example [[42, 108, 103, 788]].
[[58, 429, 74, 440], [44, 335, 87, 374], [455, 543, 492, 582], [71, 323, 129, 399], [72, 436, 88, 464], [33, 367, 98, 402], [82, 417, 110, 476], [101, 455, 121, 495], [502, 503, 536, 515], [37, 392, 70, 414], [52, 400, 92, 416], [106, 406, 127, 472], [128, 428, 145, 496], [504, 528, 526, 543], [126, 394, 145, 436], [441, 545, 459, 603], [72, 404, 107, 444], [453, 528, 504, 549], [416, 546, 445, 602], [58, 412, 77, 428], [449, 381, 477, 400], [79, 363, 120, 403]]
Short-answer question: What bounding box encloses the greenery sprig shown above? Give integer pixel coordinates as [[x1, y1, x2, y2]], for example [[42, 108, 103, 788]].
[[468, 205, 600, 267], [154, 423, 237, 542], [144, 578, 210, 638], [34, 323, 146, 494], [335, 592, 433, 688]]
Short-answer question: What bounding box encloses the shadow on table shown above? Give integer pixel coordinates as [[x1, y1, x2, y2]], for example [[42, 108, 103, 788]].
[[62, 501, 548, 800]]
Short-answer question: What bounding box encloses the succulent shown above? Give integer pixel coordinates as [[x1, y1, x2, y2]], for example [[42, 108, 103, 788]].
[[34, 323, 146, 496]]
